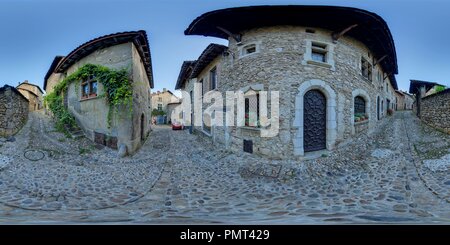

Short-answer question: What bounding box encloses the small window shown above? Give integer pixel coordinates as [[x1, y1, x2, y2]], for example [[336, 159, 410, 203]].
[[210, 67, 217, 90], [361, 58, 372, 82], [244, 90, 260, 128], [386, 83, 389, 92], [354, 96, 367, 122], [241, 44, 258, 57], [82, 83, 89, 97], [158, 97, 162, 102], [199, 79, 204, 96], [305, 28, 316, 33], [81, 79, 98, 99], [90, 81, 97, 95], [311, 42, 327, 63], [157, 104, 162, 111]]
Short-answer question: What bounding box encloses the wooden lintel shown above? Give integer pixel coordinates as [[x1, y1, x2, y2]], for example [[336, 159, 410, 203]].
[[383, 72, 393, 81], [216, 26, 242, 43], [374, 55, 388, 66], [332, 24, 358, 42]]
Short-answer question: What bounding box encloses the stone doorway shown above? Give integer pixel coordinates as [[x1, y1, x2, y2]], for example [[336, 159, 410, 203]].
[[303, 89, 327, 152]]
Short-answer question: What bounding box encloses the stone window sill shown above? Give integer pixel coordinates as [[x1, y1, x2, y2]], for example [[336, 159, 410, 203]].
[[306, 60, 332, 69], [80, 95, 99, 102], [354, 120, 369, 126]]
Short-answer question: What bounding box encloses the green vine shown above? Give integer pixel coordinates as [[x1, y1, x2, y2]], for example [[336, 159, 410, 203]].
[[45, 63, 133, 129]]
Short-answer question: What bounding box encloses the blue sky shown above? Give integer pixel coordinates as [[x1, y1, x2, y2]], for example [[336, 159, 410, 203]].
[[0, 0, 449, 94]]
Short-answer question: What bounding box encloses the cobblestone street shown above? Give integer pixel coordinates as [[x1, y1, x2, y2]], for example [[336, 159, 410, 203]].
[[0, 111, 449, 223]]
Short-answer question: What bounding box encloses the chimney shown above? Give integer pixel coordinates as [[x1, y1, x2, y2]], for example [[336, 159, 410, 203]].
[[163, 88, 167, 93], [24, 80, 29, 84]]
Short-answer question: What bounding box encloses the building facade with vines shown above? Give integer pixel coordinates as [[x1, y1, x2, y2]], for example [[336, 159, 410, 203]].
[[44, 31, 153, 155], [176, 6, 399, 159]]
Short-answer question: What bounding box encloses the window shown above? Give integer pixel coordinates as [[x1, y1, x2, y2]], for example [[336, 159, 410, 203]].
[[81, 77, 98, 99], [386, 83, 388, 92], [239, 42, 260, 57], [354, 96, 367, 122], [244, 90, 260, 127], [377, 70, 383, 83], [157, 104, 162, 111], [158, 97, 162, 102], [305, 28, 316, 34], [210, 67, 217, 90], [311, 42, 327, 63], [361, 58, 372, 81], [242, 44, 257, 56], [199, 79, 204, 96]]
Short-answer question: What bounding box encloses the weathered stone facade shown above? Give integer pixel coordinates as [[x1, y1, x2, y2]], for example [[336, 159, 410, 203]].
[[44, 31, 153, 155], [16, 80, 44, 111], [0, 85, 29, 137], [178, 6, 399, 159], [419, 89, 450, 133]]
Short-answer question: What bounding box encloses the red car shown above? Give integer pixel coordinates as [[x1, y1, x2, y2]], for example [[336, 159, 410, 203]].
[[172, 121, 184, 130]]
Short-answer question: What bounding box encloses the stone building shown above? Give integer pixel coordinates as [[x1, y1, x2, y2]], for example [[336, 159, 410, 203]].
[[167, 101, 182, 124], [151, 88, 179, 113], [0, 85, 29, 137], [176, 5, 399, 158], [16, 80, 44, 111], [394, 90, 414, 110], [44, 31, 153, 155]]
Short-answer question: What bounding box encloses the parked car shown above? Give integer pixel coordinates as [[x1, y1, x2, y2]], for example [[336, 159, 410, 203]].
[[172, 121, 184, 130]]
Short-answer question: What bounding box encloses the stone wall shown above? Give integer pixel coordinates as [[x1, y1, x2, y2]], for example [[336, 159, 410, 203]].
[[219, 26, 396, 158], [420, 89, 450, 133], [0, 85, 29, 137]]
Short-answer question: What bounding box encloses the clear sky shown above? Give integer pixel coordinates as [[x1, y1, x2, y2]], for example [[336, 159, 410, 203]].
[[0, 0, 449, 95]]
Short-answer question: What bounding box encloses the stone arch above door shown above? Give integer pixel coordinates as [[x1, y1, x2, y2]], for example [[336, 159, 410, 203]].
[[293, 79, 337, 156]]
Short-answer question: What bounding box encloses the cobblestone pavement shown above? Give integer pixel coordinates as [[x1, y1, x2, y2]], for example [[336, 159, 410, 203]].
[[0, 111, 449, 223]]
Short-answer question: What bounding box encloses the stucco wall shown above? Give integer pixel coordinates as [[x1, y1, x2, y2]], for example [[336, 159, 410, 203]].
[[420, 90, 450, 133], [129, 42, 152, 153], [151, 90, 179, 114], [0, 86, 29, 137], [185, 26, 398, 159], [46, 73, 64, 95]]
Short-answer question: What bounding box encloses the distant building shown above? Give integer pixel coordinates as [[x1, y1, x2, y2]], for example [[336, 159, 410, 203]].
[[151, 88, 180, 122], [16, 80, 44, 111], [0, 85, 29, 137], [44, 31, 154, 155]]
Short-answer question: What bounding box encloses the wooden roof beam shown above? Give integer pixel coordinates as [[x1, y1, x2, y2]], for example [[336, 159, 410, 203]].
[[216, 26, 242, 43], [332, 24, 358, 43], [373, 54, 388, 66]]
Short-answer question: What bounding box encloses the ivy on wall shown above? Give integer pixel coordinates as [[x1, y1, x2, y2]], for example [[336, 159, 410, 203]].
[[44, 64, 133, 131]]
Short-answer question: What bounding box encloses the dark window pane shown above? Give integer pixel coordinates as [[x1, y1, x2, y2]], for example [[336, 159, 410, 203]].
[[354, 96, 366, 114], [90, 81, 97, 95], [210, 68, 217, 90], [312, 51, 326, 62]]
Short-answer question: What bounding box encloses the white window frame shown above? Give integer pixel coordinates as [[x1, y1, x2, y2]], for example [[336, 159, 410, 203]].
[[303, 40, 335, 70], [239, 41, 261, 58]]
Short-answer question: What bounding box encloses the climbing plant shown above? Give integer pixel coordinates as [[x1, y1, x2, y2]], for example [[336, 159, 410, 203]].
[[45, 64, 133, 130]]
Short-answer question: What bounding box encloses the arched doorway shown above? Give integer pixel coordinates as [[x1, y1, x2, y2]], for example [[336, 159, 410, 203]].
[[303, 89, 326, 152], [140, 113, 145, 142], [377, 96, 380, 120]]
